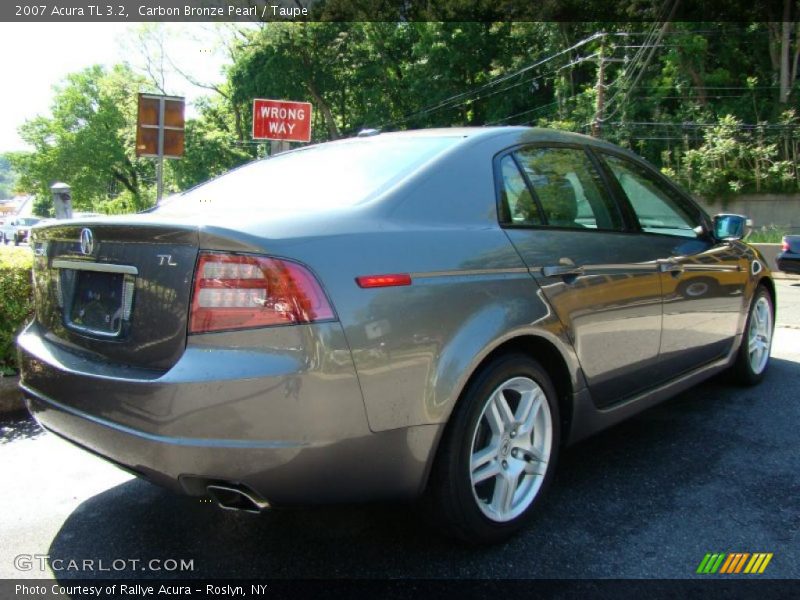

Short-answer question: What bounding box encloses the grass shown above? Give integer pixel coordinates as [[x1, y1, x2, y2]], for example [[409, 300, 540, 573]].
[[746, 226, 788, 244]]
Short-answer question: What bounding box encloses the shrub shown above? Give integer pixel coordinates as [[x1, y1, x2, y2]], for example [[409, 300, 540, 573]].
[[0, 248, 34, 376]]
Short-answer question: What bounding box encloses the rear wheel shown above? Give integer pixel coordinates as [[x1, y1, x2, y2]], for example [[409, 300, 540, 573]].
[[731, 285, 774, 385], [426, 354, 560, 544]]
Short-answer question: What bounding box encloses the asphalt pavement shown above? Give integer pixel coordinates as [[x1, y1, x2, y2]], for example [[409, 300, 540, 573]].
[[1, 280, 798, 580]]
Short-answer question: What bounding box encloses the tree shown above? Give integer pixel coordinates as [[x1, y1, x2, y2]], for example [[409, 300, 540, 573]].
[[170, 96, 253, 189], [767, 0, 800, 104], [11, 64, 156, 214]]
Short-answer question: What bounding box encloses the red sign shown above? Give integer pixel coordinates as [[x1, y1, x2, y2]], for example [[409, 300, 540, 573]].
[[252, 98, 312, 142]]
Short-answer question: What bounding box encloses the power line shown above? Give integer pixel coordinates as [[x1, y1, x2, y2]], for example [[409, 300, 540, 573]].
[[599, 0, 680, 124], [380, 33, 604, 129]]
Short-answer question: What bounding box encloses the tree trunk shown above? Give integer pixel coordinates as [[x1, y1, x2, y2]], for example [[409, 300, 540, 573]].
[[687, 66, 708, 106], [306, 80, 340, 139], [778, 0, 795, 104]]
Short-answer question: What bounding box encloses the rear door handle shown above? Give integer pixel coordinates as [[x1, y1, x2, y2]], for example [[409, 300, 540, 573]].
[[541, 265, 585, 278]]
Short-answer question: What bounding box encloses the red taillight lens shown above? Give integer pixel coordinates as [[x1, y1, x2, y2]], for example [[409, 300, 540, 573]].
[[189, 253, 334, 334], [782, 238, 790, 252]]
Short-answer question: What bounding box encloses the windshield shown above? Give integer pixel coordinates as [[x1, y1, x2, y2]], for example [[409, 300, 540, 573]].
[[156, 136, 461, 217], [18, 218, 39, 226]]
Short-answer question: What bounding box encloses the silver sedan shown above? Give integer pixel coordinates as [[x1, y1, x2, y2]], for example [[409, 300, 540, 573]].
[[18, 128, 774, 543]]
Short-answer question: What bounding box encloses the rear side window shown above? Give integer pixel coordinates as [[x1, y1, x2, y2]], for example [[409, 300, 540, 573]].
[[602, 154, 700, 238], [498, 155, 543, 225], [511, 147, 624, 231]]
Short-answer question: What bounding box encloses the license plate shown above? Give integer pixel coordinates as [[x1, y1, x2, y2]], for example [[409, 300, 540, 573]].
[[68, 270, 125, 335]]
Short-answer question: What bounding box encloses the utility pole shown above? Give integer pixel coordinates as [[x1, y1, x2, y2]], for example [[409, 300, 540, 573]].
[[592, 34, 606, 138]]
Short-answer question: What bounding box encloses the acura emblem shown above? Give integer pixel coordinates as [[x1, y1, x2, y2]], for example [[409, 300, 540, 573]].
[[79, 228, 94, 255]]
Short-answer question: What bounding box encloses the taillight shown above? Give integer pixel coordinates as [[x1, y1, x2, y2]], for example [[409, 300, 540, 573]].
[[782, 238, 790, 252], [189, 252, 334, 334]]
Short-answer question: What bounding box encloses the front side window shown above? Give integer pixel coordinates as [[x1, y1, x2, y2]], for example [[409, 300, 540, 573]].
[[602, 154, 700, 238], [513, 147, 624, 231]]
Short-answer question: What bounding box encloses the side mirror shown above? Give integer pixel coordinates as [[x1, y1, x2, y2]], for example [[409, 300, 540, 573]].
[[713, 213, 747, 241]]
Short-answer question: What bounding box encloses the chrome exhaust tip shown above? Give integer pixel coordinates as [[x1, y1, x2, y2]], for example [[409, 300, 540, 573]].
[[206, 484, 271, 514]]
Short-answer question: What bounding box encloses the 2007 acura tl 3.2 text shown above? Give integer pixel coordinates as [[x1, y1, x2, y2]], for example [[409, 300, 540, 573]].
[[18, 127, 774, 543]]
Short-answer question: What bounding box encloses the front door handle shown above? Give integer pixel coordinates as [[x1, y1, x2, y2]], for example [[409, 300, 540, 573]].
[[658, 261, 684, 275], [542, 264, 585, 278]]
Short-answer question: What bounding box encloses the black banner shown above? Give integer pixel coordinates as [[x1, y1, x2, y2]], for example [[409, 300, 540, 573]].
[[0, 0, 794, 23], [3, 579, 800, 600]]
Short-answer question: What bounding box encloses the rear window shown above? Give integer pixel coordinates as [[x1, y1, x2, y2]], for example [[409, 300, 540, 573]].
[[156, 136, 460, 217]]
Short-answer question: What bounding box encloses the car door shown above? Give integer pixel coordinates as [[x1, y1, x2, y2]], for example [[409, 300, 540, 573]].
[[497, 144, 664, 408], [596, 150, 748, 378]]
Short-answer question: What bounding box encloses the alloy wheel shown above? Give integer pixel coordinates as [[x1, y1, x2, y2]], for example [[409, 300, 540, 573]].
[[469, 376, 553, 522], [748, 295, 772, 375]]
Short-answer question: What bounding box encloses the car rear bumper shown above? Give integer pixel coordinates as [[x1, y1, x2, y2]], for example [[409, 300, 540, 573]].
[[17, 321, 438, 504]]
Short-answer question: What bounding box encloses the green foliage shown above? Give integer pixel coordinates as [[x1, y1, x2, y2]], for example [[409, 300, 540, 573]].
[[10, 64, 158, 215], [170, 98, 253, 190], [8, 22, 799, 208], [664, 113, 799, 197], [0, 248, 33, 375]]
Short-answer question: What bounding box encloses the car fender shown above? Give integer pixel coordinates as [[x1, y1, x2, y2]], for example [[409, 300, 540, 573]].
[[423, 295, 584, 428]]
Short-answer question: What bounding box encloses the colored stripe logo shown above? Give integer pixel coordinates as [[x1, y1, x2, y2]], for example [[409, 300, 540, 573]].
[[697, 552, 773, 574]]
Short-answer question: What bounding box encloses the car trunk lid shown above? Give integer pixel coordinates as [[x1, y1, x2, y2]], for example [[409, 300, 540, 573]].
[[31, 220, 199, 371]]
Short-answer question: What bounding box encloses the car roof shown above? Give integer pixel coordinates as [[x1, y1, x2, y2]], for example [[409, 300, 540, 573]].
[[341, 126, 639, 156]]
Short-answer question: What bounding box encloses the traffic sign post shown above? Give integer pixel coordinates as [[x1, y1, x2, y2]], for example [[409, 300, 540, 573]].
[[252, 99, 313, 147], [136, 94, 185, 202]]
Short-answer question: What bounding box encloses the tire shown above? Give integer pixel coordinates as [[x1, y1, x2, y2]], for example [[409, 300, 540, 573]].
[[425, 353, 560, 544], [731, 285, 774, 385], [13, 233, 19, 246]]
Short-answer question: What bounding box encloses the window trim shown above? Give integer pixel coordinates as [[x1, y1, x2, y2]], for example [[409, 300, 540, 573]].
[[590, 147, 714, 240], [492, 142, 628, 233]]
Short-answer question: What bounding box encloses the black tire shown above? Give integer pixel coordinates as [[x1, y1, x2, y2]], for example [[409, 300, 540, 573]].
[[731, 285, 774, 386], [13, 233, 20, 246], [425, 353, 560, 544]]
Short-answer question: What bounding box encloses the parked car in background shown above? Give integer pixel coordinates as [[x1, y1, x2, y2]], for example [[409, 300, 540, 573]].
[[777, 235, 800, 274], [1, 216, 40, 245], [18, 128, 775, 544]]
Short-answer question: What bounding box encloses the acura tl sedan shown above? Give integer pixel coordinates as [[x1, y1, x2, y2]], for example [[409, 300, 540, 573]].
[[18, 128, 774, 543]]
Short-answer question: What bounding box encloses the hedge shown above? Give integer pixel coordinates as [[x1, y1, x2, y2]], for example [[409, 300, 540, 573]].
[[0, 248, 34, 376]]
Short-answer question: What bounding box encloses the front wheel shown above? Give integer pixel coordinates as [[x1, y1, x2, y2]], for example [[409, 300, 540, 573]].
[[731, 285, 774, 385], [426, 354, 560, 544]]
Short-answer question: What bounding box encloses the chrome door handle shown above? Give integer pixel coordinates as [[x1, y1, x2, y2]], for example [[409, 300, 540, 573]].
[[542, 265, 585, 278], [658, 261, 684, 275]]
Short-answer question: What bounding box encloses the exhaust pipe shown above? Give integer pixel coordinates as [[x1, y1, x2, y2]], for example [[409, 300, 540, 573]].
[[206, 484, 271, 514]]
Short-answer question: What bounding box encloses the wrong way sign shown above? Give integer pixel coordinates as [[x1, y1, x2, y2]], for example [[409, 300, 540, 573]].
[[252, 98, 313, 142]]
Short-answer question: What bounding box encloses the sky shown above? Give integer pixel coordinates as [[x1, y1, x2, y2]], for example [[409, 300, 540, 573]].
[[0, 23, 231, 154]]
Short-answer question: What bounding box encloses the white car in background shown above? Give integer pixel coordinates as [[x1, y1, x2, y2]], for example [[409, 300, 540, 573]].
[[1, 216, 41, 245]]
